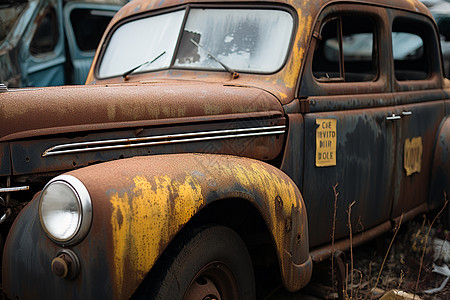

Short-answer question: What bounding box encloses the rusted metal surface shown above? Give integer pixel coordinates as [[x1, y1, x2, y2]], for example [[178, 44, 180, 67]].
[[302, 104, 397, 247], [1, 0, 450, 298], [87, 0, 431, 103], [3, 154, 311, 299], [0, 83, 285, 177], [280, 113, 304, 191], [390, 100, 445, 218], [9, 117, 285, 175], [0, 83, 283, 141], [310, 221, 392, 263]]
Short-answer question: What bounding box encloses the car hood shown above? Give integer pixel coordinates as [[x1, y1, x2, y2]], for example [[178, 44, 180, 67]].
[[0, 82, 284, 141]]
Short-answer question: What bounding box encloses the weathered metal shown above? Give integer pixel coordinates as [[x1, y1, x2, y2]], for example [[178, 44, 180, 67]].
[[1, 0, 449, 298], [3, 154, 311, 298]]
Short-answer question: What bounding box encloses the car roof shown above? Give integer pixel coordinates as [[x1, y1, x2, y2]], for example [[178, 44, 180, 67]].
[[110, 0, 432, 25]]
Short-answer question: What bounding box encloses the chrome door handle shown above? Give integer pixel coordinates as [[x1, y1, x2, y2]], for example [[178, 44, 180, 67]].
[[386, 114, 401, 121], [402, 111, 412, 116]]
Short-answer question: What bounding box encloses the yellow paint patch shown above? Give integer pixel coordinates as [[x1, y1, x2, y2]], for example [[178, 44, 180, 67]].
[[315, 119, 337, 167], [278, 92, 288, 101], [110, 174, 203, 297], [214, 161, 300, 264], [109, 157, 302, 297], [404, 137, 423, 176], [281, 11, 313, 89]]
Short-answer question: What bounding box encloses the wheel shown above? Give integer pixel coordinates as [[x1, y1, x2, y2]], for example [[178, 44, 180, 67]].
[[138, 225, 256, 300]]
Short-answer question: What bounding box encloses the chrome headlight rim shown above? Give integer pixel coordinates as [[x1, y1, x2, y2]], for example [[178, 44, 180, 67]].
[[39, 175, 92, 246]]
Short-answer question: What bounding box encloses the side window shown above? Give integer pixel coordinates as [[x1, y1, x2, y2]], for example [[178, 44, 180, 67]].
[[392, 18, 429, 81], [312, 15, 377, 82], [30, 7, 59, 56]]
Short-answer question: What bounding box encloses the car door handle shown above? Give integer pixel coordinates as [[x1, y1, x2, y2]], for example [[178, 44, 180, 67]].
[[402, 111, 412, 116], [386, 114, 401, 121]]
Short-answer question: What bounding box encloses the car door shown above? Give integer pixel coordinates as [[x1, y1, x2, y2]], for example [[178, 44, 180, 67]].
[[298, 4, 397, 247], [21, 0, 66, 87], [63, 1, 122, 84], [389, 12, 446, 217]]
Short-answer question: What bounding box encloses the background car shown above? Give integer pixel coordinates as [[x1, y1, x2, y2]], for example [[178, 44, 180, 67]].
[[0, 0, 126, 87]]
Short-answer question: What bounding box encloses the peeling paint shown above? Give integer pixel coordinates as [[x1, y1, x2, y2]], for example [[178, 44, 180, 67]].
[[110, 174, 204, 297]]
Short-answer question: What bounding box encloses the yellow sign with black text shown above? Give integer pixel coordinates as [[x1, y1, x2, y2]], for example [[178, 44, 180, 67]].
[[404, 136, 423, 176], [316, 119, 337, 167]]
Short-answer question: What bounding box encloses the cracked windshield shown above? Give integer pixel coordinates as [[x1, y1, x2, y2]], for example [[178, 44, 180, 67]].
[[98, 8, 293, 78]]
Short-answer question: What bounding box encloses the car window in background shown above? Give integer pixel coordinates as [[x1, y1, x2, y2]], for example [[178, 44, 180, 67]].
[[0, 1, 28, 45], [30, 6, 59, 56], [70, 7, 116, 52]]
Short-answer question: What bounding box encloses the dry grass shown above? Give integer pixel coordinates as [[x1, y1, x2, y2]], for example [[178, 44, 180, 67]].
[[326, 189, 450, 300]]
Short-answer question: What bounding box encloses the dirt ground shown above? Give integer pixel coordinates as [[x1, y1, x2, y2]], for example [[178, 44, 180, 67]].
[[268, 214, 450, 300]]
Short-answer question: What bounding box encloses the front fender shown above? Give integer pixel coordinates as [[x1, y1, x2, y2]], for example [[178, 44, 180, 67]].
[[3, 153, 311, 299]]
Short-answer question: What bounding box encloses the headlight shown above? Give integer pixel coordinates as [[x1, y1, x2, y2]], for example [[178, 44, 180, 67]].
[[39, 175, 92, 245]]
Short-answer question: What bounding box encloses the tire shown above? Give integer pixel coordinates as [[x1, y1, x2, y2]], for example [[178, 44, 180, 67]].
[[142, 225, 256, 300], [152, 226, 255, 300]]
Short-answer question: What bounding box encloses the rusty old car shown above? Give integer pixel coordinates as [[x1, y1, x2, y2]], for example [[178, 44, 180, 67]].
[[1, 0, 449, 298]]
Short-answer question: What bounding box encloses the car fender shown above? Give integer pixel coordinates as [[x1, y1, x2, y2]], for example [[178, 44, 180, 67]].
[[429, 116, 450, 210], [3, 153, 311, 299]]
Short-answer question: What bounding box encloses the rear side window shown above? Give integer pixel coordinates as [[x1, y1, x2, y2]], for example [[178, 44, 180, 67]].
[[392, 18, 430, 81], [312, 15, 377, 82]]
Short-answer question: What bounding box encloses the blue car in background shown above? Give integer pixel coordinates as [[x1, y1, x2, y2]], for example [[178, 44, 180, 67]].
[[0, 0, 125, 87]]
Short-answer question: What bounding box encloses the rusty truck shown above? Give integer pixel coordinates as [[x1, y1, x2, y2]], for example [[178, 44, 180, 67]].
[[1, 0, 449, 298]]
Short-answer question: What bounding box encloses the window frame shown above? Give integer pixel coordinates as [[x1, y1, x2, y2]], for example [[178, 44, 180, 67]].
[[94, 3, 298, 80], [312, 15, 378, 83], [390, 13, 443, 92], [299, 4, 389, 98], [29, 5, 60, 57]]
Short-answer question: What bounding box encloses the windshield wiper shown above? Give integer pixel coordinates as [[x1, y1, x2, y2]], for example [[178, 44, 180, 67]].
[[122, 51, 166, 79], [190, 39, 239, 79]]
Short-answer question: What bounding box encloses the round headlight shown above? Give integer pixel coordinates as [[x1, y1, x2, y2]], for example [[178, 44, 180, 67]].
[[39, 175, 92, 245]]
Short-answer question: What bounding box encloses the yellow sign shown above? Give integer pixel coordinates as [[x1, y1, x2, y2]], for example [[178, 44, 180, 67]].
[[404, 136, 423, 176], [316, 119, 337, 167]]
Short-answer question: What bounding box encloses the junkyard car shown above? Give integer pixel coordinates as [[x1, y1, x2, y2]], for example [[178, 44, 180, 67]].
[[1, 0, 450, 299], [0, 0, 125, 87]]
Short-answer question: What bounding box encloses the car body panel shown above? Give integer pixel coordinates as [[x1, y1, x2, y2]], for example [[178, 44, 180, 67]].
[[1, 0, 449, 298], [3, 154, 311, 299]]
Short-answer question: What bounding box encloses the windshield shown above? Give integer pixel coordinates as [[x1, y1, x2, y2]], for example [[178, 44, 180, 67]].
[[98, 7, 294, 78]]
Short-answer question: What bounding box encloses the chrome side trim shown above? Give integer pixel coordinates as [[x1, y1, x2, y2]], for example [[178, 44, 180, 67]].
[[42, 125, 286, 157], [0, 186, 30, 193]]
